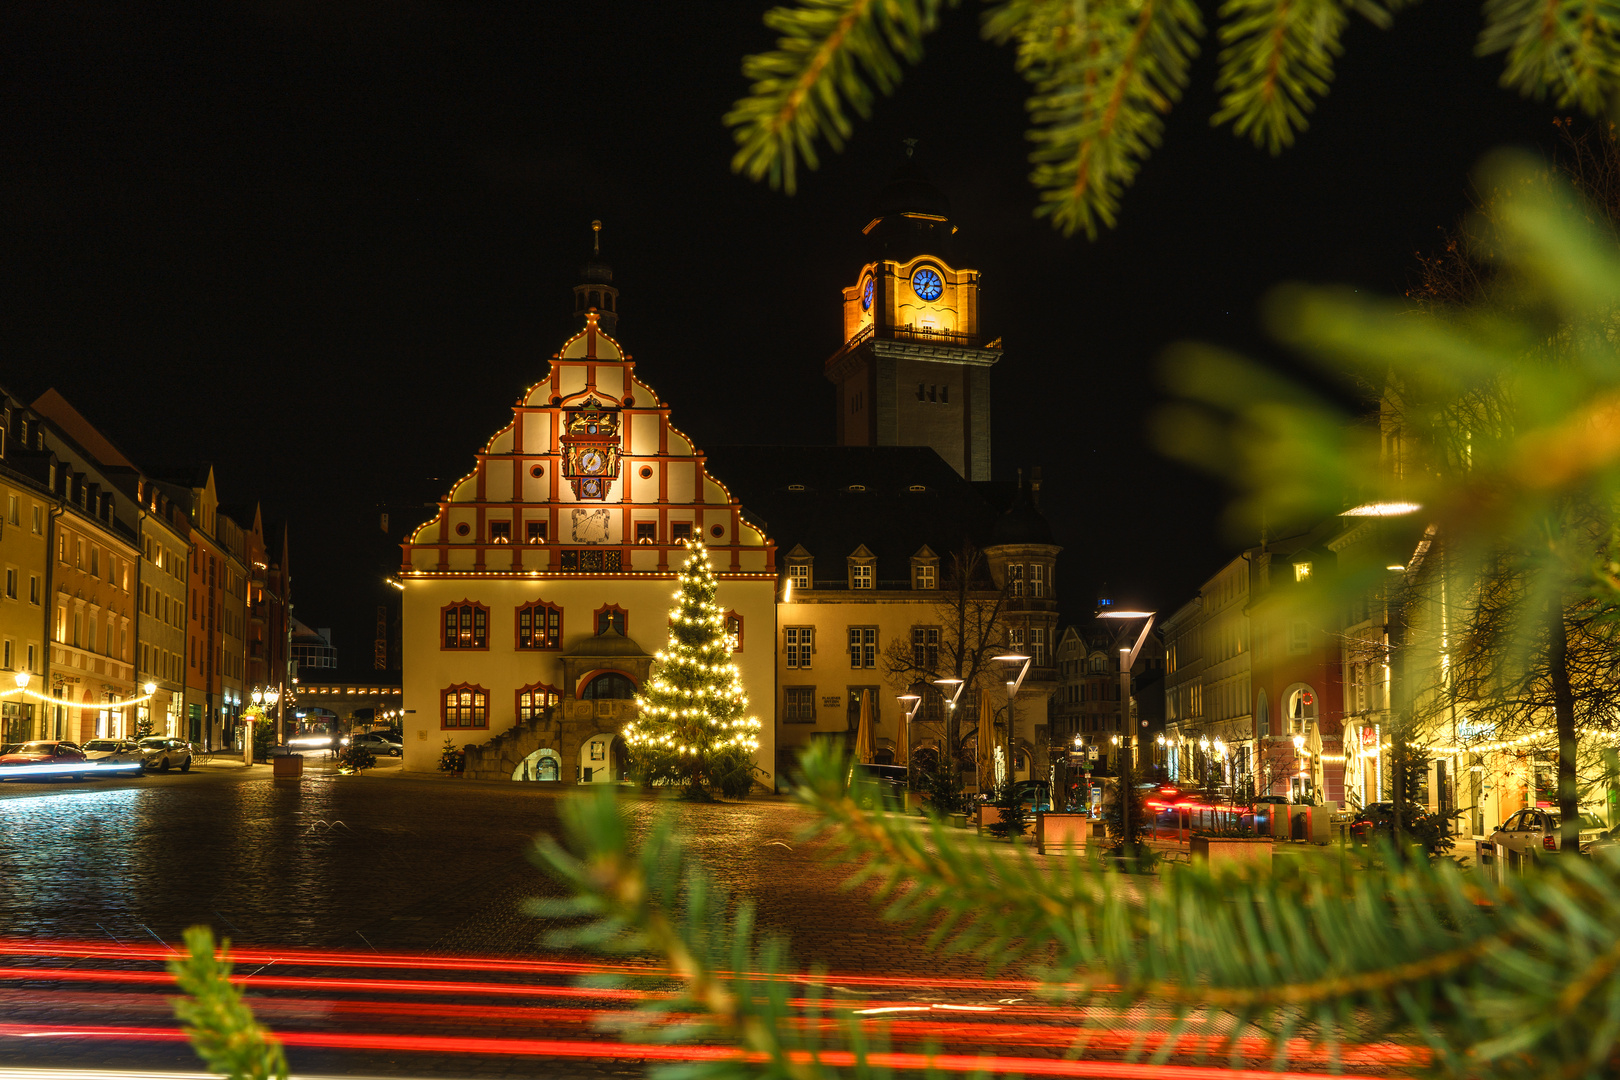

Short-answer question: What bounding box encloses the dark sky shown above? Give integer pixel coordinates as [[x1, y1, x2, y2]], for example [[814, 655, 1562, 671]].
[[1, 2, 1559, 657]]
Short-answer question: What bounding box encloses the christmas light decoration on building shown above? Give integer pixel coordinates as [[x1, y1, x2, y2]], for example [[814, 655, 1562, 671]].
[[622, 540, 761, 798]]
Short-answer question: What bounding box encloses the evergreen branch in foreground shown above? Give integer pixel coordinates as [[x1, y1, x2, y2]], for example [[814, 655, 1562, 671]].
[[1213, 0, 1404, 153], [727, 0, 951, 194], [167, 925, 288, 1080], [986, 0, 1204, 236], [1480, 0, 1620, 114]]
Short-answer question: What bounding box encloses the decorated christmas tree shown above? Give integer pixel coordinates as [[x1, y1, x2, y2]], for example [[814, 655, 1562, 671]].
[[623, 540, 760, 799]]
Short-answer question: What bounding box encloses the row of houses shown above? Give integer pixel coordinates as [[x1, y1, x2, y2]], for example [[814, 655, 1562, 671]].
[[0, 385, 292, 749]]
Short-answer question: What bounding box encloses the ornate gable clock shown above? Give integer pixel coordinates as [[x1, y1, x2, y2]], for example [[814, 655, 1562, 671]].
[[560, 398, 621, 500]]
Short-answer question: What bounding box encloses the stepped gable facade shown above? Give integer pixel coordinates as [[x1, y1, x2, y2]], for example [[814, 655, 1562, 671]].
[[398, 294, 777, 785]]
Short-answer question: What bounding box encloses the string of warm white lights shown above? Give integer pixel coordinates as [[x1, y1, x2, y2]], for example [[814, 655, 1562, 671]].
[[0, 681, 160, 710]]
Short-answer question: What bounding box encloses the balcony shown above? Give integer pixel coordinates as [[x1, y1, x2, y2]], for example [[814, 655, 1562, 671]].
[[846, 324, 988, 350]]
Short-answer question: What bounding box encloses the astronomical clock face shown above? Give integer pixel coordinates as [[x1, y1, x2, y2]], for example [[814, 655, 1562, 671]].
[[911, 267, 943, 302], [862, 277, 874, 311], [560, 399, 621, 500]]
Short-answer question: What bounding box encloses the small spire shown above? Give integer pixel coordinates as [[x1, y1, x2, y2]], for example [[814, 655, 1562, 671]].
[[902, 137, 918, 159], [591, 219, 602, 256]]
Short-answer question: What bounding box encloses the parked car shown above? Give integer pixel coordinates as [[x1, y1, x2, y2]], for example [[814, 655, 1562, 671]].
[[853, 763, 908, 801], [1480, 807, 1609, 873], [347, 731, 402, 758], [82, 739, 150, 771], [1014, 780, 1052, 811], [0, 740, 89, 780], [137, 736, 193, 773]]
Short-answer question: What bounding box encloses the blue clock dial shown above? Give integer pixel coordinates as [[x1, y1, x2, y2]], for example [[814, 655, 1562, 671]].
[[862, 277, 874, 310], [911, 267, 943, 302]]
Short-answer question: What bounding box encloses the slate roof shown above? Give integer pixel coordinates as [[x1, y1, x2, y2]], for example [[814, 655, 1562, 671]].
[[701, 445, 1005, 590]]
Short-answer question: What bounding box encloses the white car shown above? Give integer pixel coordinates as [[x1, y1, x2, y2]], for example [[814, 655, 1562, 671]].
[[1479, 807, 1608, 874], [81, 739, 148, 770], [137, 736, 193, 773]]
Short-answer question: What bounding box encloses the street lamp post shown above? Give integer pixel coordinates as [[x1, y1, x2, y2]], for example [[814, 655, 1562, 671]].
[[929, 676, 966, 781], [992, 652, 1032, 792], [1098, 609, 1156, 849], [896, 693, 923, 770]]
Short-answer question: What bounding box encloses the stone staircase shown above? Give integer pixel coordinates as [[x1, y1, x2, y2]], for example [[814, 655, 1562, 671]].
[[461, 709, 561, 781]]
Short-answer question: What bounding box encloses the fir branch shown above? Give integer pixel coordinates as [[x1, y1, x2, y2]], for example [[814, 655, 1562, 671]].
[[986, 0, 1204, 236], [1480, 0, 1620, 114], [167, 926, 288, 1080], [727, 0, 952, 194]]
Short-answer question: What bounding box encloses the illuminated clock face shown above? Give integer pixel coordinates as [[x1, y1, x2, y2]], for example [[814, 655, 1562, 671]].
[[579, 449, 606, 475], [912, 267, 943, 302], [580, 478, 603, 498], [862, 277, 874, 310]]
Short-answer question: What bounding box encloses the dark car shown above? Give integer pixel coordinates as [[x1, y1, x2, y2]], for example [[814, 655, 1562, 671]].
[[1348, 802, 1397, 846], [0, 740, 89, 780], [852, 763, 908, 801]]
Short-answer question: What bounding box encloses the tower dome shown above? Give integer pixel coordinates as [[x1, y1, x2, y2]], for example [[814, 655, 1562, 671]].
[[863, 141, 955, 262], [571, 220, 619, 335], [992, 467, 1055, 545]]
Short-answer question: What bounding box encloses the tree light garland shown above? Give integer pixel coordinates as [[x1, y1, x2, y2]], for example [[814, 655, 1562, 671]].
[[623, 539, 760, 794]]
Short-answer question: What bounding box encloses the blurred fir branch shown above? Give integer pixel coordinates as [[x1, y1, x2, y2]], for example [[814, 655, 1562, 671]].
[[538, 742, 1620, 1078], [727, 0, 1620, 235], [168, 925, 288, 1080]]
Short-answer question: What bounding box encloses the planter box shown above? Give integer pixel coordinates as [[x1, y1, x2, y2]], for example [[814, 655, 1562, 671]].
[[1191, 836, 1273, 867], [950, 813, 969, 829], [271, 755, 304, 779], [977, 804, 1003, 832], [1037, 812, 1090, 856], [905, 791, 929, 814]]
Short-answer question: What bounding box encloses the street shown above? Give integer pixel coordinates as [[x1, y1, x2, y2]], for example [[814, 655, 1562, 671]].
[[0, 764, 1051, 1077]]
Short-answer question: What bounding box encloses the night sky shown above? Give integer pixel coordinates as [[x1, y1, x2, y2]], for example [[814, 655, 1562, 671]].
[[1, 2, 1560, 658]]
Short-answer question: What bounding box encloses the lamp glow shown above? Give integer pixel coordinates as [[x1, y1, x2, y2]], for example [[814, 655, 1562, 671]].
[[12, 671, 28, 689], [1343, 502, 1421, 517]]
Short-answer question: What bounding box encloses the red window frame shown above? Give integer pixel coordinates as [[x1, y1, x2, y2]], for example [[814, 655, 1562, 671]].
[[517, 682, 561, 721], [441, 601, 489, 650], [594, 604, 628, 637], [516, 601, 563, 650], [441, 683, 489, 729], [724, 610, 744, 652]]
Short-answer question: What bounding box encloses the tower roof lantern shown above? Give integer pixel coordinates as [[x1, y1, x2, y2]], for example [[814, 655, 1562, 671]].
[[572, 220, 619, 334], [863, 140, 955, 261]]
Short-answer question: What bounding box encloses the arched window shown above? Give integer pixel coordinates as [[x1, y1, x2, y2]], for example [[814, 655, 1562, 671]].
[[1285, 685, 1317, 733], [441, 684, 488, 729], [442, 601, 488, 650], [517, 682, 560, 721], [589, 290, 601, 309], [604, 294, 614, 311], [517, 602, 562, 649], [580, 672, 637, 700], [595, 605, 628, 636]]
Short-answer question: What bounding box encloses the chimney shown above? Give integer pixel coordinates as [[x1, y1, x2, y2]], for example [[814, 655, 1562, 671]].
[[1031, 466, 1042, 508]]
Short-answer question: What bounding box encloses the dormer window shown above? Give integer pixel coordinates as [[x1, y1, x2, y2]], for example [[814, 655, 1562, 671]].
[[910, 545, 939, 590], [788, 563, 810, 590], [847, 545, 876, 589]]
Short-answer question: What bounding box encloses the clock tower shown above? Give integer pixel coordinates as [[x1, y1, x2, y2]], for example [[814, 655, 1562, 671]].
[[825, 149, 1002, 481]]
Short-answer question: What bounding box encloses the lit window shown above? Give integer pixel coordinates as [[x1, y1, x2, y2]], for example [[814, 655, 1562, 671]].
[[489, 521, 512, 544], [914, 563, 936, 590], [724, 612, 743, 652], [788, 563, 810, 590], [1294, 562, 1312, 582], [526, 521, 548, 544], [1030, 564, 1046, 598], [850, 563, 873, 589], [442, 602, 488, 650], [1007, 564, 1024, 597], [517, 683, 560, 721], [517, 602, 562, 649], [441, 684, 488, 729], [911, 626, 939, 671], [636, 522, 657, 545]]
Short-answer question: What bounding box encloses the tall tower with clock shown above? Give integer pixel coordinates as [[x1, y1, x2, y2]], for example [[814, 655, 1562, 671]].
[[825, 149, 1002, 481]]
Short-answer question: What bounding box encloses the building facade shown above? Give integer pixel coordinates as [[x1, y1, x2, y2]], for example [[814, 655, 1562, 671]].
[[399, 263, 777, 785], [0, 391, 50, 743]]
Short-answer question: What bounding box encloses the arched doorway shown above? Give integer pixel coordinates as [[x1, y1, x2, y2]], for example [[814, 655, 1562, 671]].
[[580, 733, 620, 783], [514, 748, 561, 782]]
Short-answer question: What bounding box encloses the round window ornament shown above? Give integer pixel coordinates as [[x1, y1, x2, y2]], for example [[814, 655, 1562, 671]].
[[623, 396, 634, 407], [455, 523, 470, 537], [911, 267, 943, 302], [638, 465, 653, 479], [710, 524, 724, 539], [530, 464, 544, 478], [861, 277, 874, 311]]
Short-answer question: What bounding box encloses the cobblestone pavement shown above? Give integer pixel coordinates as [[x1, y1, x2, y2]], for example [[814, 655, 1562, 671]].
[[0, 768, 1125, 1078]]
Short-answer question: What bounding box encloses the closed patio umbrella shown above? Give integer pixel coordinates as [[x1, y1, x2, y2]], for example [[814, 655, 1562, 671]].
[[977, 690, 995, 793], [855, 690, 876, 765]]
